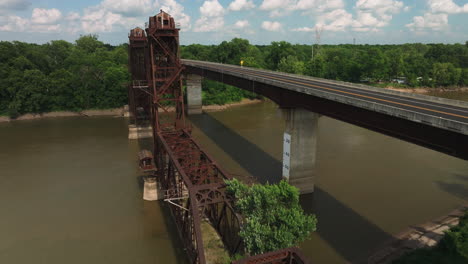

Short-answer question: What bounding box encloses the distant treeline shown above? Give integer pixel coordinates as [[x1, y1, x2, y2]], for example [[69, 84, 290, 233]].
[[0, 35, 129, 117], [181, 38, 468, 87], [1, 36, 468, 117]]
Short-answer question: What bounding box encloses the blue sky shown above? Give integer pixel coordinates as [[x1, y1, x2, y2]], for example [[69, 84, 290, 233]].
[[0, 0, 467, 45]]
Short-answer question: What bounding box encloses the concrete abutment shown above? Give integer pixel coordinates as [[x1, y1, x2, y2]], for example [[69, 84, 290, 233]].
[[186, 74, 203, 115], [282, 108, 319, 194]]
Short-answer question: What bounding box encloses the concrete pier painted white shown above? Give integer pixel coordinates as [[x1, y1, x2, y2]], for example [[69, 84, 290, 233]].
[[143, 177, 163, 201], [186, 74, 203, 115], [128, 124, 153, 139], [282, 108, 319, 194]]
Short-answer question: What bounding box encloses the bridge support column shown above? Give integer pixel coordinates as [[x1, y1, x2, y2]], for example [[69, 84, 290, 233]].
[[282, 108, 319, 194], [143, 176, 164, 201], [186, 74, 203, 115]]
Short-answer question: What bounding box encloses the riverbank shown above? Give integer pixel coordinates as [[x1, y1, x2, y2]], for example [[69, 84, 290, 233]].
[[367, 204, 468, 264], [202, 98, 262, 112], [0, 107, 127, 123], [384, 86, 468, 95], [0, 99, 263, 123]]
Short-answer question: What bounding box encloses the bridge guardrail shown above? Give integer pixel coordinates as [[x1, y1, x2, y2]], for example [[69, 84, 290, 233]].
[[182, 59, 468, 136], [182, 59, 468, 109]]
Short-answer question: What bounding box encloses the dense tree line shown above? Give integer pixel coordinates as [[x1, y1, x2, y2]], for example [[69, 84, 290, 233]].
[[2, 36, 467, 117], [182, 39, 468, 87], [0, 35, 129, 117]]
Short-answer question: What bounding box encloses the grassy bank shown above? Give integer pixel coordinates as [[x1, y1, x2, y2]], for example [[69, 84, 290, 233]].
[[393, 211, 468, 264]]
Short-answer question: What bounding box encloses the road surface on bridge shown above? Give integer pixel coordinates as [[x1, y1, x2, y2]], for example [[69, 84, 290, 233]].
[[182, 59, 468, 134]]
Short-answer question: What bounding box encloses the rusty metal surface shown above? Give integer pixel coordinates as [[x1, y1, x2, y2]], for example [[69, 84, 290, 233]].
[[128, 10, 245, 264], [128, 27, 151, 125], [128, 10, 310, 264]]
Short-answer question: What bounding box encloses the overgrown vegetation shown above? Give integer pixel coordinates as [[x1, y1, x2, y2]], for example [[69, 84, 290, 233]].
[[0, 35, 129, 117], [201, 79, 257, 106], [393, 211, 468, 264], [225, 179, 317, 256]]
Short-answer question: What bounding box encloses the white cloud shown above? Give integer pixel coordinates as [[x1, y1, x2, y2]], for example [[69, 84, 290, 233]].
[[30, 9, 62, 33], [0, 8, 63, 33], [194, 0, 225, 32], [259, 0, 290, 10], [200, 0, 224, 17], [31, 24, 61, 33], [307, 0, 405, 33], [316, 9, 354, 32], [31, 8, 62, 24], [228, 0, 255, 11], [194, 16, 224, 32], [101, 0, 151, 17], [406, 12, 449, 31], [0, 15, 28, 31], [157, 0, 191, 30], [234, 19, 249, 28], [292, 27, 314, 32], [260, 0, 297, 17], [0, 0, 30, 11], [261, 21, 282, 31], [295, 0, 344, 12], [81, 7, 126, 33], [428, 0, 468, 14], [354, 0, 404, 29]]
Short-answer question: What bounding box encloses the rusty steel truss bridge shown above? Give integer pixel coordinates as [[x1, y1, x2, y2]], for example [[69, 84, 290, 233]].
[[127, 10, 309, 264]]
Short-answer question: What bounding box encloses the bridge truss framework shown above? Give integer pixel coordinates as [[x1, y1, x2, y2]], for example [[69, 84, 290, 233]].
[[128, 10, 309, 264]]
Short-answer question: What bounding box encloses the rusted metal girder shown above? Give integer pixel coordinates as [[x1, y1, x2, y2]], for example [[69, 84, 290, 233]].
[[128, 27, 151, 125], [140, 11, 242, 264], [129, 10, 309, 264]]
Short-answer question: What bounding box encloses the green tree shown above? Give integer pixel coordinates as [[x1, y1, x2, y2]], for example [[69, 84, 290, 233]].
[[277, 55, 305, 74], [75, 34, 104, 53], [433, 62, 461, 86], [265, 41, 296, 70], [225, 179, 317, 255]]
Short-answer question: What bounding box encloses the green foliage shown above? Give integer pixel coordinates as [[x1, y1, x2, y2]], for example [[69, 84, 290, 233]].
[[278, 56, 305, 74], [393, 212, 468, 264], [202, 80, 257, 105], [433, 62, 462, 86], [225, 179, 317, 255], [182, 39, 468, 88], [0, 36, 128, 117], [3, 37, 468, 118]]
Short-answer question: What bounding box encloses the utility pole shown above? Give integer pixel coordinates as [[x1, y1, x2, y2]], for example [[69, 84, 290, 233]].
[[312, 26, 323, 61]]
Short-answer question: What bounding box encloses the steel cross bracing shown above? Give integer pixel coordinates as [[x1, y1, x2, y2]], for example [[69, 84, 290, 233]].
[[129, 10, 309, 264], [129, 11, 243, 264]]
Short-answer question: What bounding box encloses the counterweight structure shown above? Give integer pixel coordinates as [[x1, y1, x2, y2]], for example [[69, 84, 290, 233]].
[[128, 27, 150, 125]]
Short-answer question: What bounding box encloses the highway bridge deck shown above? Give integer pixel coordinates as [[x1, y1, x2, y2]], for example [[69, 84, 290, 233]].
[[183, 59, 468, 160]]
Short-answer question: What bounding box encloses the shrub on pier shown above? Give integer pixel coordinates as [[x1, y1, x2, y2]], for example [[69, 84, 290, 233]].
[[225, 179, 317, 256]]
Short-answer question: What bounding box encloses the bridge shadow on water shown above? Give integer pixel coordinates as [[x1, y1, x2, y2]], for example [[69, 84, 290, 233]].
[[435, 173, 468, 201], [134, 129, 189, 263], [190, 113, 392, 263]]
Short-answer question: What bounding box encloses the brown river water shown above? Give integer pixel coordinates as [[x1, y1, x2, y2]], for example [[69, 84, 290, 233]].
[[1, 101, 467, 263]]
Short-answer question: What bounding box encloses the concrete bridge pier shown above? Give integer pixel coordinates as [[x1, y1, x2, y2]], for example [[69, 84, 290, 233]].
[[186, 74, 203, 115], [282, 108, 319, 194]]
